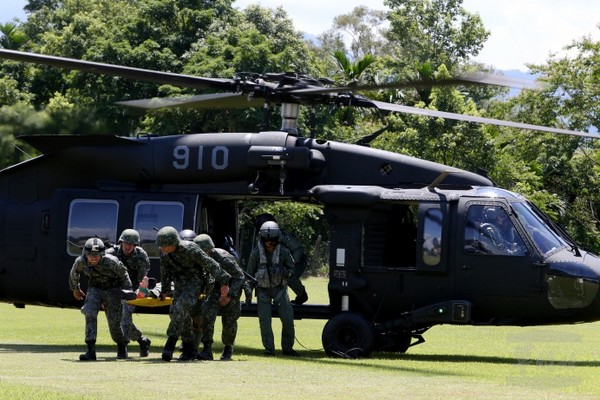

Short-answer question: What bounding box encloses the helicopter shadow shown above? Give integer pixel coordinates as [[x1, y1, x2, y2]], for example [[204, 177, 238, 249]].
[[3, 342, 599, 369]]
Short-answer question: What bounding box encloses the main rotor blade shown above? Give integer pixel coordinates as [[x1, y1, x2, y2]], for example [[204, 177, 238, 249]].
[[117, 92, 264, 109], [287, 74, 540, 96], [0, 49, 238, 91], [369, 100, 597, 139]]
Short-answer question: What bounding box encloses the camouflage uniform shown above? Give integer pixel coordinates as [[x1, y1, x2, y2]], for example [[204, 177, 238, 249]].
[[201, 247, 245, 356], [106, 245, 150, 342], [68, 253, 132, 344], [246, 241, 296, 355], [160, 240, 231, 343]]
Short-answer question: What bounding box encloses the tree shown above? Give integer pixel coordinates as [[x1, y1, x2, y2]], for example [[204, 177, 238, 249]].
[[385, 0, 489, 71], [0, 22, 28, 50], [486, 33, 600, 251], [318, 6, 391, 60]]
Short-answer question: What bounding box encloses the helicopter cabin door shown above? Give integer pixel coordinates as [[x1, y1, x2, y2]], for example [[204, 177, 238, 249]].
[[454, 200, 541, 298]]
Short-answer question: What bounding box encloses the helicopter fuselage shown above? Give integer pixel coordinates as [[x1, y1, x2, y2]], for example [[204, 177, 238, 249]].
[[1, 130, 599, 357]]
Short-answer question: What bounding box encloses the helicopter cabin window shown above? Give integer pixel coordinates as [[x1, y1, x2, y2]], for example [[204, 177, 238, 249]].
[[363, 203, 417, 268], [134, 201, 185, 258], [422, 209, 443, 266], [66, 199, 119, 256], [464, 204, 527, 256]]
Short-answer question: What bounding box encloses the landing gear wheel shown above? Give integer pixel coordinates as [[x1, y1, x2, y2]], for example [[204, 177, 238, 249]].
[[322, 312, 375, 358]]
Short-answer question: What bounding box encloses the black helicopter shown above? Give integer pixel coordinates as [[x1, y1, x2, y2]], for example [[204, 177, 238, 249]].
[[0, 48, 599, 358]]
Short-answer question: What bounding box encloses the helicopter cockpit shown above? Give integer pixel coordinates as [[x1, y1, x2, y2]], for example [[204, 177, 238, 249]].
[[472, 187, 600, 314]]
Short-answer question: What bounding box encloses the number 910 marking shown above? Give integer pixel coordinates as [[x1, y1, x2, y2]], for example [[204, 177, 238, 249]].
[[172, 145, 229, 170]]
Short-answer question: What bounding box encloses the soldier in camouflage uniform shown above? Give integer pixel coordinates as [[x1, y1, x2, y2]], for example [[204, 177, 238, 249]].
[[156, 226, 231, 362], [69, 237, 133, 361], [250, 213, 308, 305], [246, 221, 298, 356], [106, 229, 152, 357], [194, 233, 246, 361]]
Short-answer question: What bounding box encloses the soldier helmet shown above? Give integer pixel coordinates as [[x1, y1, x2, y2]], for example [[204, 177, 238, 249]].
[[259, 221, 280, 241], [179, 229, 197, 241], [83, 237, 106, 256], [119, 229, 140, 245], [254, 213, 277, 231], [194, 233, 215, 252], [156, 226, 180, 247]]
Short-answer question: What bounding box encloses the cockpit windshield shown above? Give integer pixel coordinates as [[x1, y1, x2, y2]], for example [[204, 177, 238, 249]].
[[510, 202, 568, 256]]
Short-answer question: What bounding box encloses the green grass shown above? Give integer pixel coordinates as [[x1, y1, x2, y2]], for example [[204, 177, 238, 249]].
[[2, 277, 600, 399]]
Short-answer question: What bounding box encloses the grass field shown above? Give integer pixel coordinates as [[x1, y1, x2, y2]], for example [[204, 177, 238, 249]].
[[2, 277, 600, 399]]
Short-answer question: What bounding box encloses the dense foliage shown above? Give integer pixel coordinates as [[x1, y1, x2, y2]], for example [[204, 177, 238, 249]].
[[1, 0, 600, 258]]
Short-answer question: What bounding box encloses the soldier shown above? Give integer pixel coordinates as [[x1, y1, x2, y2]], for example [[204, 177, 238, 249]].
[[156, 226, 231, 362], [252, 213, 308, 305], [246, 221, 298, 356], [178, 229, 211, 352], [68, 237, 133, 361], [106, 229, 152, 357], [194, 233, 246, 361]]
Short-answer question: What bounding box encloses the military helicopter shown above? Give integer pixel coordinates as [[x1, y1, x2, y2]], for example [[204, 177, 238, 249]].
[[0, 48, 599, 359]]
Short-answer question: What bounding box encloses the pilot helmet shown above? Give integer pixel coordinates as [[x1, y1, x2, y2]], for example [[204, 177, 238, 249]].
[[83, 237, 106, 257], [483, 206, 499, 221], [259, 221, 280, 241], [179, 229, 197, 241], [254, 213, 277, 231], [194, 233, 215, 252], [156, 226, 181, 247], [119, 229, 140, 245]]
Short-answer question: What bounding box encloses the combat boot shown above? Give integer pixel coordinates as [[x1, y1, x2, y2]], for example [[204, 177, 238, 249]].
[[220, 345, 233, 361], [137, 337, 151, 357], [292, 291, 308, 305], [117, 342, 128, 359], [178, 341, 196, 361], [197, 342, 213, 360], [79, 340, 96, 361], [161, 336, 178, 362]]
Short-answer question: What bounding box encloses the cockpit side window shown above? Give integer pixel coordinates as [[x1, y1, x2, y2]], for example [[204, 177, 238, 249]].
[[422, 208, 443, 266], [464, 204, 527, 256]]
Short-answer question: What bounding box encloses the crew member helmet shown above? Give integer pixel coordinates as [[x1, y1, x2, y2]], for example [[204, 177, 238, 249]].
[[156, 226, 181, 247], [259, 221, 280, 241], [254, 213, 277, 231], [83, 237, 106, 256], [119, 229, 140, 245], [194, 233, 215, 252], [483, 207, 499, 221], [179, 229, 197, 241]]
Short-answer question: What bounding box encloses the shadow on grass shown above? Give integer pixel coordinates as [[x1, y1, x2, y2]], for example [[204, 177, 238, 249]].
[[3, 342, 600, 369]]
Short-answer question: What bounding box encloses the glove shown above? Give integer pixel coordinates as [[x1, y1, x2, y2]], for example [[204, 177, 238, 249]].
[[73, 289, 85, 301], [219, 285, 230, 307]]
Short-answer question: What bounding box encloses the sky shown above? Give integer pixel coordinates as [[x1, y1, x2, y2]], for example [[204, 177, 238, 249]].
[[2, 0, 600, 72]]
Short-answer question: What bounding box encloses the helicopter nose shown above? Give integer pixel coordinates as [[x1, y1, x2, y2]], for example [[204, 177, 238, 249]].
[[545, 257, 600, 311]]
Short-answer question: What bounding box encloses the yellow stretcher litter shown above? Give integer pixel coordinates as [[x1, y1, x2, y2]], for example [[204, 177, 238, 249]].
[[126, 297, 173, 307], [127, 293, 205, 307]]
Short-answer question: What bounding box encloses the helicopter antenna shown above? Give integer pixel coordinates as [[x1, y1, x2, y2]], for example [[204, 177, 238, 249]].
[[11, 142, 33, 159], [355, 125, 390, 147], [427, 170, 463, 191]]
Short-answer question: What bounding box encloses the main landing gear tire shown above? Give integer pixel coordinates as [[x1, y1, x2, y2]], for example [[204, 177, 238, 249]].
[[322, 312, 375, 358]]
